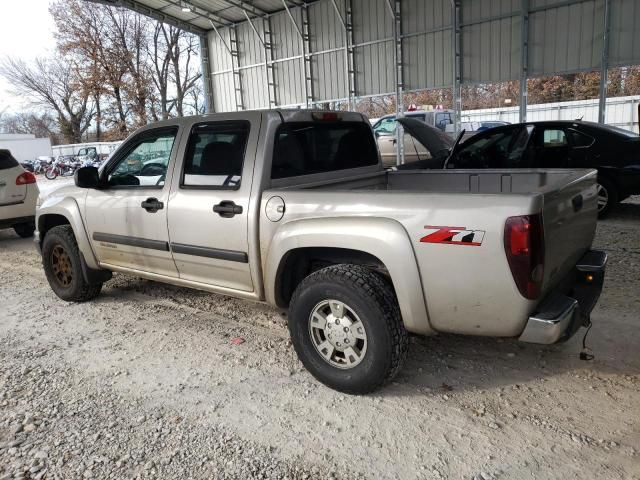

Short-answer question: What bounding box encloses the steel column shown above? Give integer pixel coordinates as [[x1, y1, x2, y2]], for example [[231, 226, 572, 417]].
[[301, 4, 314, 107], [387, 0, 404, 165], [242, 11, 272, 108], [452, 0, 462, 134], [519, 0, 529, 122], [229, 25, 244, 111], [330, 0, 355, 109], [345, 0, 356, 108], [199, 35, 215, 112], [264, 16, 278, 107], [598, 0, 611, 124]]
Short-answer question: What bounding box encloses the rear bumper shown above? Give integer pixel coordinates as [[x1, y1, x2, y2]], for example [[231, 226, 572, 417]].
[[519, 250, 607, 344]]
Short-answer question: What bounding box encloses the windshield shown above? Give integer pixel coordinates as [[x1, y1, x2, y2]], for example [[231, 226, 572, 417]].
[[272, 122, 378, 179]]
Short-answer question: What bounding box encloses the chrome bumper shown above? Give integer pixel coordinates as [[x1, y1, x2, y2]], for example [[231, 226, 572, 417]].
[[519, 250, 607, 344]]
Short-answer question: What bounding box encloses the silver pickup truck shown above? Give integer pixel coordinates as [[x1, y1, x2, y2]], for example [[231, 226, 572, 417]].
[[36, 110, 606, 394]]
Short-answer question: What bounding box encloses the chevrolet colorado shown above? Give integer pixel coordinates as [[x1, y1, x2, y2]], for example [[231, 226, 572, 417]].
[[35, 110, 606, 393]]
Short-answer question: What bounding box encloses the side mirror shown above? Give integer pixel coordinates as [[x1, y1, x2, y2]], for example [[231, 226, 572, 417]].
[[75, 166, 100, 188], [374, 131, 381, 138]]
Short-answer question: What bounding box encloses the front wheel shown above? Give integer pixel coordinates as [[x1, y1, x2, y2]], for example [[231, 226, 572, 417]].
[[288, 264, 408, 394], [45, 167, 58, 180], [42, 225, 102, 302]]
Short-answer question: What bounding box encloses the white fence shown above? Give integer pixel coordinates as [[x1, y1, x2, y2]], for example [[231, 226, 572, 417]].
[[461, 95, 640, 133]]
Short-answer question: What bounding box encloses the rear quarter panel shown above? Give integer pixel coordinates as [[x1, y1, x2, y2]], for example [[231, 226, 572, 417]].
[[260, 189, 540, 337]]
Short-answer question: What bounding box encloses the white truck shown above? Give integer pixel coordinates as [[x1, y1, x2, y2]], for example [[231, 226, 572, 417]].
[[35, 110, 606, 394]]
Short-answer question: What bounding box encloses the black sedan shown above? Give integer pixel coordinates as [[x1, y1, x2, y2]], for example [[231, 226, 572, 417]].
[[398, 118, 640, 217]]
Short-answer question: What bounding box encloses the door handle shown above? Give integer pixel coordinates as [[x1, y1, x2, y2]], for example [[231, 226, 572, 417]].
[[141, 197, 164, 213], [213, 200, 243, 218], [572, 194, 584, 212]]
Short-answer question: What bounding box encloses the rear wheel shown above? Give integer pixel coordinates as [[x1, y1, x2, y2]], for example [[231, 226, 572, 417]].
[[596, 177, 618, 219], [288, 264, 408, 394], [42, 225, 102, 302], [13, 223, 35, 238]]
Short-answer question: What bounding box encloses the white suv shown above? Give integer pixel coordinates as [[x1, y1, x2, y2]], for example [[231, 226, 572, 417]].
[[0, 149, 39, 238]]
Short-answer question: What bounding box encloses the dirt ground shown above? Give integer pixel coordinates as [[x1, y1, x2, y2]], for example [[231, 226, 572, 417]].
[[0, 183, 638, 479]]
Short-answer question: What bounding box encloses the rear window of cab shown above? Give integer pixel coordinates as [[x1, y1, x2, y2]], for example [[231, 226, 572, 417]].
[[271, 122, 378, 179]]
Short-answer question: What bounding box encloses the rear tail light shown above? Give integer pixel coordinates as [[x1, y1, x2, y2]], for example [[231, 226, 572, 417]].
[[311, 112, 341, 121], [504, 214, 545, 300], [16, 172, 37, 185]]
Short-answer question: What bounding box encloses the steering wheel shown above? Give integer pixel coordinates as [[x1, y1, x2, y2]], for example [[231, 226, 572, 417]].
[[139, 163, 165, 176]]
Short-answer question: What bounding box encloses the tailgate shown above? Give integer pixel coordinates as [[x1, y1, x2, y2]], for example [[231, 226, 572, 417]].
[[540, 169, 598, 294], [0, 166, 27, 206]]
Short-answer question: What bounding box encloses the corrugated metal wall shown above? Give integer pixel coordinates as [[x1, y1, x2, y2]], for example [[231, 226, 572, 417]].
[[205, 0, 640, 112]]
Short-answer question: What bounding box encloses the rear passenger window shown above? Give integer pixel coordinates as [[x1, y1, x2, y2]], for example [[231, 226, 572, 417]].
[[182, 122, 249, 189], [542, 129, 567, 146], [568, 129, 595, 148]]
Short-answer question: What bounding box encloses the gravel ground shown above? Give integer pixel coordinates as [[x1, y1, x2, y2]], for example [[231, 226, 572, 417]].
[[0, 183, 638, 479]]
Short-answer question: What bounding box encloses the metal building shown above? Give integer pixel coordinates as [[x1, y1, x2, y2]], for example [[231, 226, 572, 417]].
[[94, 0, 640, 127]]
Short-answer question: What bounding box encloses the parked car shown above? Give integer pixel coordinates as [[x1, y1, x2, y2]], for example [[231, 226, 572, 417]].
[[36, 110, 606, 394], [397, 118, 640, 217], [372, 110, 454, 166], [0, 149, 39, 237]]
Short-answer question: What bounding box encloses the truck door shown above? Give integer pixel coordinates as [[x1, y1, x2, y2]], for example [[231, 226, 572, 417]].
[[84, 126, 179, 277], [166, 118, 258, 292]]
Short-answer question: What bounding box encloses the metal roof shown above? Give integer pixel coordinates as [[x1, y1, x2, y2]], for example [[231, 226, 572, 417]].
[[88, 0, 313, 34]]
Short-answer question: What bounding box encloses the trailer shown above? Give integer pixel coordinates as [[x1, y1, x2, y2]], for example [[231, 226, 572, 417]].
[[0, 134, 53, 162], [52, 141, 122, 159]]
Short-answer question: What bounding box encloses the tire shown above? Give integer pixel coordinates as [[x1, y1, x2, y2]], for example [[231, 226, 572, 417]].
[[45, 167, 58, 180], [596, 177, 618, 219], [13, 223, 35, 238], [288, 264, 408, 394], [42, 225, 102, 302]]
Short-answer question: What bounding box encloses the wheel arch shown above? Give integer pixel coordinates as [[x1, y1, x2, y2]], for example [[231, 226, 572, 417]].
[[265, 217, 433, 335], [37, 197, 100, 270]]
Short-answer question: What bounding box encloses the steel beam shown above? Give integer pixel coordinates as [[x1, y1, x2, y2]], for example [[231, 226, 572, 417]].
[[199, 35, 215, 112], [519, 0, 529, 122], [220, 0, 269, 17], [598, 0, 611, 124], [159, 0, 232, 26], [85, 0, 207, 34], [452, 0, 462, 135]]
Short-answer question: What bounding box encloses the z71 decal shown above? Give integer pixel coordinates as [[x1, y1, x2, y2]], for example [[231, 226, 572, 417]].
[[420, 226, 486, 246]]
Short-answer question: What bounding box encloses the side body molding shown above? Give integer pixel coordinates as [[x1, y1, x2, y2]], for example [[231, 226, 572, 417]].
[[36, 195, 101, 270], [264, 217, 433, 335]]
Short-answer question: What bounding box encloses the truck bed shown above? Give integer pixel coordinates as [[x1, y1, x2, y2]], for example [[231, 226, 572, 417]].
[[285, 168, 594, 195], [262, 168, 598, 337]]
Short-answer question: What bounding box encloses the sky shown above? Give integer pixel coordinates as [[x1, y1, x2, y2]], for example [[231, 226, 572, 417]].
[[0, 0, 56, 113]]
